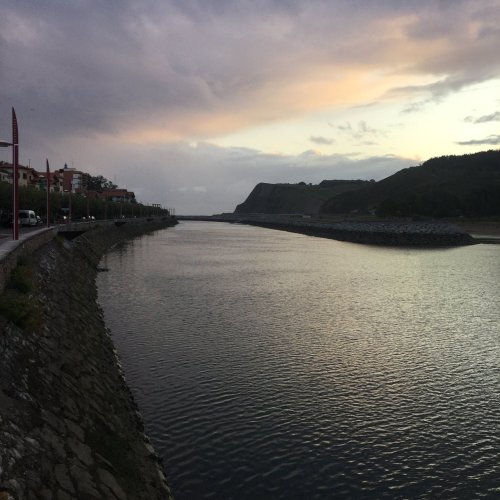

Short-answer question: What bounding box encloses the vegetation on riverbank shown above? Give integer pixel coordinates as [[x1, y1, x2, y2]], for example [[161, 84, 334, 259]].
[[0, 181, 169, 224], [0, 256, 43, 330]]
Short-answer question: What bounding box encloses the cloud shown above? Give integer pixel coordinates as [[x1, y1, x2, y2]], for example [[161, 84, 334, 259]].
[[335, 122, 353, 132], [456, 135, 500, 146], [464, 111, 500, 123], [358, 121, 384, 137], [309, 136, 334, 145], [393, 72, 492, 113], [73, 139, 416, 214], [1, 1, 499, 215], [177, 186, 208, 193], [333, 121, 386, 141], [400, 100, 431, 114], [2, 0, 500, 145]]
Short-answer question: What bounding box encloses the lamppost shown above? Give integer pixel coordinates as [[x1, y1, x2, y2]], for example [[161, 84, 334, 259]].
[[0, 108, 19, 240], [64, 185, 72, 223], [68, 187, 72, 222], [46, 159, 51, 227]]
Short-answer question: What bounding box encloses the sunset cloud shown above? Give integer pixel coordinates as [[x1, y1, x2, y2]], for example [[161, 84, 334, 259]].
[[464, 111, 500, 123], [3, 1, 499, 141], [331, 121, 386, 143], [456, 135, 500, 146], [310, 136, 335, 146]]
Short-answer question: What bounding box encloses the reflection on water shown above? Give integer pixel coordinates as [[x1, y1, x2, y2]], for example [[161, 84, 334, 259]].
[[97, 222, 500, 499]]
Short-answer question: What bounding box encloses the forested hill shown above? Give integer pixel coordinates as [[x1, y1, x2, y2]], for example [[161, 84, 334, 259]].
[[234, 151, 500, 217], [319, 150, 500, 217], [234, 180, 370, 214]]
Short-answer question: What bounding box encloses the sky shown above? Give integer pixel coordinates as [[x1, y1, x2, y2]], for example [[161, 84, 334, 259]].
[[1, 0, 500, 214]]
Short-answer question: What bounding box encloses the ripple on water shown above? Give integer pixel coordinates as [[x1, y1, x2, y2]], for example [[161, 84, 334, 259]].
[[97, 222, 500, 499]]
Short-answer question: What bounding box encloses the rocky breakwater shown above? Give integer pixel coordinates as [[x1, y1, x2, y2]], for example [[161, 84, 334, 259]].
[[243, 219, 475, 246], [0, 219, 176, 499]]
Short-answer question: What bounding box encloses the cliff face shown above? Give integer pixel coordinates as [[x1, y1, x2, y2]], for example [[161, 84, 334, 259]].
[[0, 221, 175, 499], [234, 151, 500, 218], [234, 181, 368, 214]]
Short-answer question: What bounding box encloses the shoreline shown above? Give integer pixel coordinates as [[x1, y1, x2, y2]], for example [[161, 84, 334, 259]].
[[0, 219, 176, 499], [446, 220, 500, 238], [179, 214, 500, 246], [244, 219, 475, 247]]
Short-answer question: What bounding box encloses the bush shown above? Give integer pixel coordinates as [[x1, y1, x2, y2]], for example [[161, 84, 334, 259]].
[[0, 293, 42, 330], [0, 257, 42, 330], [8, 259, 34, 293]]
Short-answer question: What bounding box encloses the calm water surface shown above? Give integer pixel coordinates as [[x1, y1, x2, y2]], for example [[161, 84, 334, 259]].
[[97, 222, 500, 499]]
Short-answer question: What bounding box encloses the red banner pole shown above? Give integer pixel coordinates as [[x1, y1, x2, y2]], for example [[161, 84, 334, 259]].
[[46, 159, 51, 227], [12, 108, 19, 241]]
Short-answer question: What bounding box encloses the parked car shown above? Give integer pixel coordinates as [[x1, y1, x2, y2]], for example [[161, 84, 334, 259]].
[[19, 210, 38, 227]]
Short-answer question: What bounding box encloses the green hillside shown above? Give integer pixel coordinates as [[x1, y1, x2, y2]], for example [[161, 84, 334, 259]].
[[320, 150, 500, 217], [234, 180, 369, 214]]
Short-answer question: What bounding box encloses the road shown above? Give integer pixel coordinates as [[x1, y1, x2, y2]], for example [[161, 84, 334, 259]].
[[0, 225, 55, 249], [0, 225, 40, 239]]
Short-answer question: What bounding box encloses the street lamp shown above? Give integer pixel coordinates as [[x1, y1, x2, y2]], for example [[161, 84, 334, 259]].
[[64, 187, 72, 223], [0, 107, 19, 240], [45, 159, 51, 227]]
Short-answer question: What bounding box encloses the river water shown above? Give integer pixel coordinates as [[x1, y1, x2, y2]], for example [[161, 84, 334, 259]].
[[97, 221, 500, 499]]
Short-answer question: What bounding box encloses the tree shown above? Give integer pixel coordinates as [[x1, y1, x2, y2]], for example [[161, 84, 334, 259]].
[[86, 175, 117, 192]]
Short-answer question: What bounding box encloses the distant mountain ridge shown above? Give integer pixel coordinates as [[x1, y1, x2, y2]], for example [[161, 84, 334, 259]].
[[234, 150, 500, 218], [234, 180, 370, 214]]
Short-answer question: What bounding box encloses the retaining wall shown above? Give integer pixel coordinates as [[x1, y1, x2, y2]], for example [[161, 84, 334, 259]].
[[0, 227, 59, 294], [0, 218, 176, 500]]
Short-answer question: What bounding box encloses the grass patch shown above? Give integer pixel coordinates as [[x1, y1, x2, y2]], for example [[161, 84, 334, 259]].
[[0, 257, 42, 330], [0, 293, 43, 330], [54, 234, 65, 247], [8, 259, 34, 293]]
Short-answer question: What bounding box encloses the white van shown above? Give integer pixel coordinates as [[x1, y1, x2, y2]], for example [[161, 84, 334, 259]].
[[19, 210, 38, 226]]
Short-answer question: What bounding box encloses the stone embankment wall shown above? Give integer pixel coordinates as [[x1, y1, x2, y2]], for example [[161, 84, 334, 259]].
[[0, 218, 176, 500], [243, 219, 475, 246], [0, 228, 59, 294]]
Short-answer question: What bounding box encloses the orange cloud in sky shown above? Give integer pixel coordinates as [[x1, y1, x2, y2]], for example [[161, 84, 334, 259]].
[[116, 8, 498, 147], [119, 66, 435, 146]]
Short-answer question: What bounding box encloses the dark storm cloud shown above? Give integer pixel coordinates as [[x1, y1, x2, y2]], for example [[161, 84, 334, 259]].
[[0, 0, 246, 138], [1, 0, 313, 138]]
